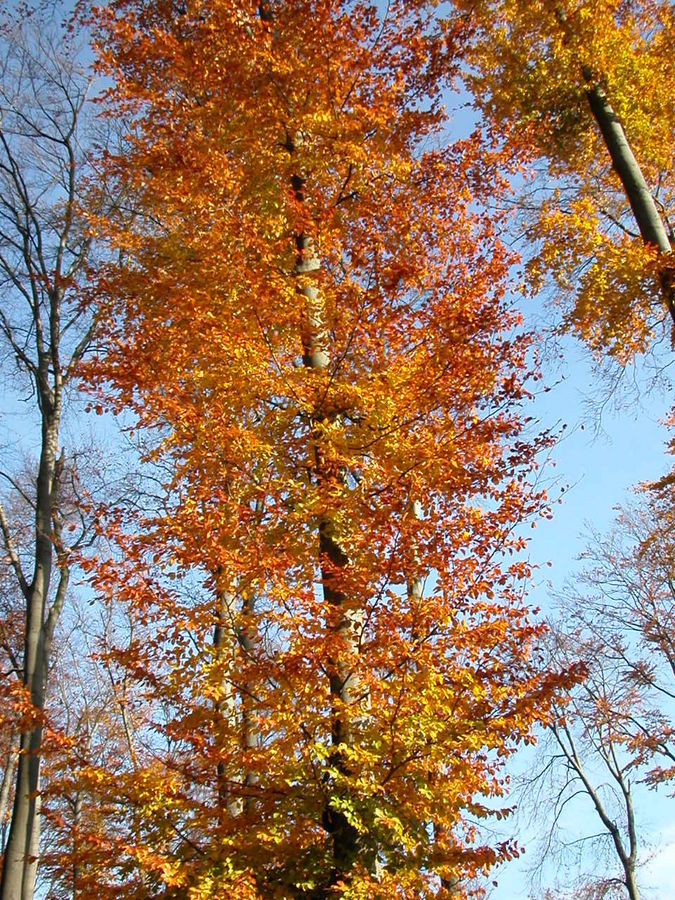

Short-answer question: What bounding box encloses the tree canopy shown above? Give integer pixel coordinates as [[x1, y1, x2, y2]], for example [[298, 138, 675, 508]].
[[68, 1, 576, 895]]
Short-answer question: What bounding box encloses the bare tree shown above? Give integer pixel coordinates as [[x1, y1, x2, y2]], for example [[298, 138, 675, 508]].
[[0, 9, 96, 898], [548, 636, 641, 900], [518, 501, 675, 900]]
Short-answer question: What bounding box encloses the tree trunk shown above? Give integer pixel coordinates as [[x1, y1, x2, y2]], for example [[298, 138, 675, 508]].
[[624, 866, 640, 900], [238, 589, 258, 813], [213, 584, 242, 820], [553, 6, 674, 320], [0, 412, 60, 900], [290, 162, 364, 886], [583, 82, 671, 257], [0, 734, 19, 854], [583, 79, 674, 322], [260, 0, 363, 885], [72, 791, 82, 898], [257, 0, 364, 879], [553, 722, 641, 900], [1, 729, 43, 900], [213, 581, 258, 821], [0, 18, 90, 896]]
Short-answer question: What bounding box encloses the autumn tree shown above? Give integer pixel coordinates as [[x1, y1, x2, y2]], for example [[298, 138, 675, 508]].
[[31, 597, 149, 900], [516, 497, 675, 899], [451, 0, 674, 362], [0, 9, 96, 898], [80, 1, 578, 896], [524, 628, 644, 900], [572, 502, 675, 789]]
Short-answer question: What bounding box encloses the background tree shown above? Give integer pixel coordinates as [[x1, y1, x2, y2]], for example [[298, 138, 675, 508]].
[[0, 9, 95, 898], [516, 495, 675, 899], [451, 0, 674, 362], [34, 597, 149, 900], [80, 1, 579, 897], [526, 628, 643, 900]]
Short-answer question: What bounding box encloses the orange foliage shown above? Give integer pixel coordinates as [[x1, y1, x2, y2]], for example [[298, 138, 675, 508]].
[[72, 1, 579, 896]]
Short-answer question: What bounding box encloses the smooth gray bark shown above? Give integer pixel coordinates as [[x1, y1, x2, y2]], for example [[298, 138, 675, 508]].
[[552, 7, 674, 321], [584, 83, 672, 256], [1, 408, 65, 900], [0, 734, 19, 853], [584, 80, 675, 322]]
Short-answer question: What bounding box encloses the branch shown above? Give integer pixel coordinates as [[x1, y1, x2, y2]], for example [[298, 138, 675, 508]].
[[44, 561, 68, 647], [0, 494, 29, 598], [0, 470, 35, 510], [0, 618, 21, 676]]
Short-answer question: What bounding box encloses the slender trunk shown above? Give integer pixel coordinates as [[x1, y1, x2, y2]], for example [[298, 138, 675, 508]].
[[1, 410, 60, 900], [583, 82, 671, 257], [300, 241, 359, 870], [624, 863, 640, 900], [583, 79, 675, 322], [554, 723, 640, 900], [0, 734, 19, 854], [259, 0, 364, 884], [72, 791, 82, 898], [213, 582, 258, 821], [213, 585, 241, 820], [0, 28, 86, 893], [318, 519, 360, 877], [257, 0, 363, 882], [1, 727, 43, 900], [552, 7, 674, 318], [238, 590, 258, 813], [620, 762, 640, 900]]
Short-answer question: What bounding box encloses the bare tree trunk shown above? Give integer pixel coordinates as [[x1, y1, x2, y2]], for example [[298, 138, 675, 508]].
[[583, 78, 674, 321], [1, 414, 65, 900], [0, 734, 19, 854], [552, 721, 640, 900], [0, 16, 93, 897]]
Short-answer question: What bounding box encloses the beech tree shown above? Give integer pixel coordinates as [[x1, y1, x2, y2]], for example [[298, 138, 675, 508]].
[[452, 0, 674, 361], [518, 498, 675, 900], [573, 503, 675, 789], [525, 628, 643, 900], [33, 600, 146, 900], [0, 11, 94, 899], [74, 1, 579, 897]]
